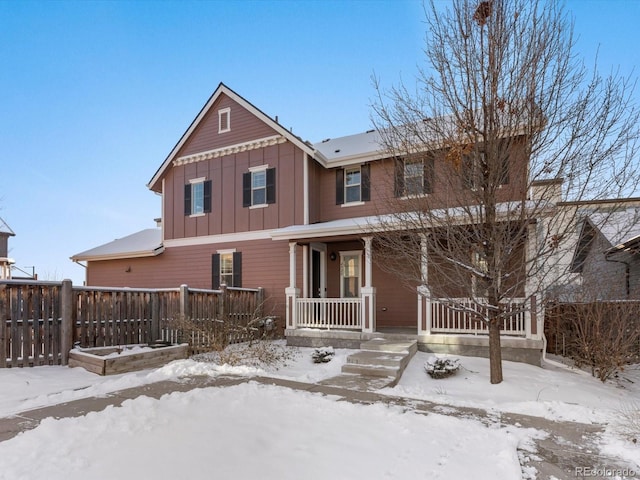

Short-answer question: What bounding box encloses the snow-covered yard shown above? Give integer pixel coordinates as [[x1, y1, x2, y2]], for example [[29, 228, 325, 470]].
[[0, 341, 639, 479]]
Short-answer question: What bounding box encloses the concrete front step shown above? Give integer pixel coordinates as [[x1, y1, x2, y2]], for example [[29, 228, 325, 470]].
[[360, 338, 418, 356], [339, 338, 418, 387], [341, 363, 399, 378], [346, 350, 407, 368]]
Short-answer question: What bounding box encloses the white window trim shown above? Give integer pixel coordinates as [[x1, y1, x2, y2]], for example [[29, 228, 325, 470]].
[[341, 201, 365, 208], [344, 166, 362, 204], [339, 250, 363, 298], [249, 167, 268, 207], [216, 248, 236, 254], [189, 177, 207, 217], [218, 107, 231, 133]]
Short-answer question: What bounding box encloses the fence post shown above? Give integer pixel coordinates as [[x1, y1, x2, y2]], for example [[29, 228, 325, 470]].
[[179, 284, 190, 319], [60, 279, 74, 365], [219, 284, 228, 320], [151, 292, 160, 342], [0, 285, 7, 368], [256, 287, 264, 318]]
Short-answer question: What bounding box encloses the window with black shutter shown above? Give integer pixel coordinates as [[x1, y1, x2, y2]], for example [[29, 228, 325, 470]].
[[212, 251, 242, 288], [185, 179, 212, 216]]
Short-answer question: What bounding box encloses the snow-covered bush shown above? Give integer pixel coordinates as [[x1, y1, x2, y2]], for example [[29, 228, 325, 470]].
[[312, 347, 335, 363], [424, 357, 461, 379]]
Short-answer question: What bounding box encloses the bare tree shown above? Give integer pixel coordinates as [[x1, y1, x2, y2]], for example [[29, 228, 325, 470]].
[[371, 0, 640, 383]]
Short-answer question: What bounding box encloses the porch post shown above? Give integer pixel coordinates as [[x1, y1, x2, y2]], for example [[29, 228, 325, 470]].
[[418, 233, 431, 335], [525, 221, 541, 340], [285, 242, 299, 329], [361, 236, 376, 333]]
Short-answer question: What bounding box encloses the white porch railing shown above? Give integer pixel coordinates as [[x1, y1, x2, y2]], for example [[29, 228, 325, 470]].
[[295, 298, 362, 330], [430, 298, 527, 336]]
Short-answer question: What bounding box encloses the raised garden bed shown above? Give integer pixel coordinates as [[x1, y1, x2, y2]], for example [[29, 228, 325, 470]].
[[68, 342, 188, 375]]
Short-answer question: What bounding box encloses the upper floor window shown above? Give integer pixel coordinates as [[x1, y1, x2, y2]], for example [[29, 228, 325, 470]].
[[394, 156, 434, 197], [184, 178, 211, 216], [463, 150, 509, 190], [335, 164, 370, 205], [242, 167, 276, 208], [218, 107, 231, 133]]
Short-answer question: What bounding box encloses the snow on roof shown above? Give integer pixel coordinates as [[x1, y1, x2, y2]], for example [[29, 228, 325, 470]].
[[71, 228, 163, 262], [0, 217, 15, 236], [587, 207, 640, 248], [313, 130, 384, 166]]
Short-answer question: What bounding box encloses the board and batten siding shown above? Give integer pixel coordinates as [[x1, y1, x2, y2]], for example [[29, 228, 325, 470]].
[[177, 93, 278, 158], [164, 136, 305, 241]]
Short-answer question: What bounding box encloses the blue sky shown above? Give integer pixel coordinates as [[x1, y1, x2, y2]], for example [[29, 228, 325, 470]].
[[1, 0, 638, 284]]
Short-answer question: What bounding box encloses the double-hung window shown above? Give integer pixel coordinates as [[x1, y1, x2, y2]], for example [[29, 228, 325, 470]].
[[394, 156, 434, 197], [212, 251, 242, 288], [335, 164, 370, 205], [184, 178, 212, 216], [242, 167, 276, 208], [345, 167, 361, 203]]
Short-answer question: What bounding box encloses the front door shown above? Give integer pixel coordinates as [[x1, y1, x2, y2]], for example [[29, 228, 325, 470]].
[[310, 244, 326, 298]]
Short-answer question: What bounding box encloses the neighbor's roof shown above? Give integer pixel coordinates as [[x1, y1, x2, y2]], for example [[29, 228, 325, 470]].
[[588, 208, 640, 248], [71, 229, 163, 262], [0, 217, 15, 236]]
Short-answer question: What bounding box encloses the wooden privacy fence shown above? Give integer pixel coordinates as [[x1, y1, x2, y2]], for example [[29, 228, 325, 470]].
[[0, 280, 264, 368]]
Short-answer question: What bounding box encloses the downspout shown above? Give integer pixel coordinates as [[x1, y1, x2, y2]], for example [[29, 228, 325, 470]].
[[603, 252, 631, 298], [73, 259, 88, 286]]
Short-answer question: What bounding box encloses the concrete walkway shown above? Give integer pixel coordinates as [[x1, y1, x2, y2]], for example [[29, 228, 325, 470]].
[[0, 373, 636, 479]]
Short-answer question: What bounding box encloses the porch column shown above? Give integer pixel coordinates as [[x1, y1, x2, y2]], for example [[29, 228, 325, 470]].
[[525, 221, 542, 340], [417, 233, 432, 335], [361, 236, 376, 333], [285, 242, 299, 329]]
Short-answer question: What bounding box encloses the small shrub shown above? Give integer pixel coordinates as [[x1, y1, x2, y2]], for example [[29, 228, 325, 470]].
[[615, 400, 640, 444], [312, 347, 335, 363], [424, 357, 461, 379]]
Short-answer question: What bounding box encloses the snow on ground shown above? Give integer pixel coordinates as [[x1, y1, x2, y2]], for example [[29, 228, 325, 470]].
[[0, 340, 639, 479]]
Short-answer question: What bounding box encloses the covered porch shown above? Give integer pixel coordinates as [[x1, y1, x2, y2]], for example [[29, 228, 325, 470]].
[[272, 218, 544, 364]]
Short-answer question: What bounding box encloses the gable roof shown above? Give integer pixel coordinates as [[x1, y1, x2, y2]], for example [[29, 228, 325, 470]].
[[147, 83, 321, 192], [571, 207, 640, 271], [71, 229, 163, 262], [0, 217, 15, 237]]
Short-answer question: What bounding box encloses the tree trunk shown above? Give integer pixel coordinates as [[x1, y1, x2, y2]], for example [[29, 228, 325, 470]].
[[488, 317, 503, 384]]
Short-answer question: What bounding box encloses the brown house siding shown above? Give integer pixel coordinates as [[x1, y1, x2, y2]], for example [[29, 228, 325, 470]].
[[316, 139, 528, 223], [86, 239, 297, 325], [177, 94, 279, 158], [163, 142, 305, 240]]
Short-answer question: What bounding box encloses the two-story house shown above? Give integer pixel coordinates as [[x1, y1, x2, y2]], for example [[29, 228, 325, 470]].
[[72, 83, 545, 364]]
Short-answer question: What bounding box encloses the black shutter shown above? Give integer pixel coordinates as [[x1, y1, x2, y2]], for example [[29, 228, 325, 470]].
[[242, 172, 251, 207], [335, 168, 344, 205], [394, 158, 405, 197], [212, 254, 220, 289], [184, 184, 192, 215], [424, 157, 434, 194], [203, 180, 212, 213], [361, 164, 370, 202], [232, 252, 242, 287], [501, 155, 510, 185], [266, 167, 276, 204]]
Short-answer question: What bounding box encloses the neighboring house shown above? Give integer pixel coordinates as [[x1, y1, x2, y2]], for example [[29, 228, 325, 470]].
[[0, 217, 15, 279], [569, 204, 640, 300], [72, 83, 547, 364]]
